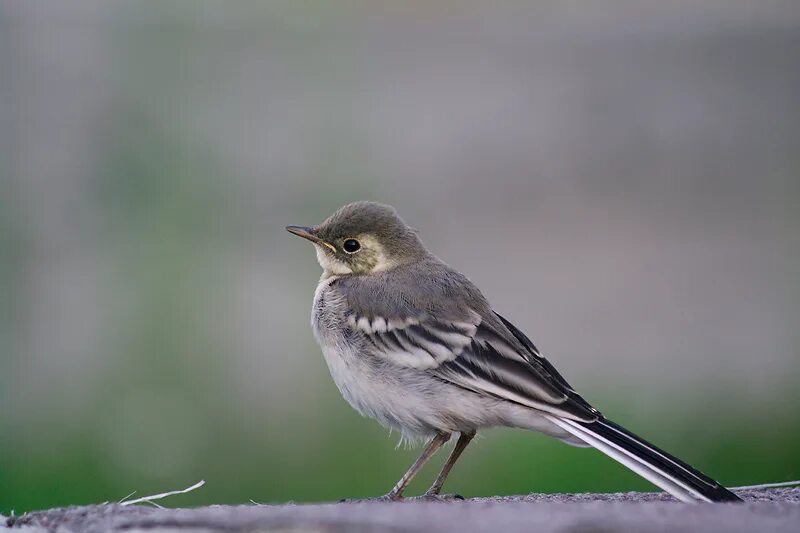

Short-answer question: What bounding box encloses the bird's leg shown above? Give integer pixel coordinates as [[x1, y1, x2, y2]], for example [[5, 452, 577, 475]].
[[383, 431, 450, 501], [423, 430, 476, 498]]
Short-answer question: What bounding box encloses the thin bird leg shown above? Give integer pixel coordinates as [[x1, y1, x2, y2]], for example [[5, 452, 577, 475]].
[[425, 430, 476, 496], [385, 432, 450, 500]]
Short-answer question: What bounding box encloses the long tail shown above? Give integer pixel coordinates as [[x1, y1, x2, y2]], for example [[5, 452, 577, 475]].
[[545, 415, 742, 503]]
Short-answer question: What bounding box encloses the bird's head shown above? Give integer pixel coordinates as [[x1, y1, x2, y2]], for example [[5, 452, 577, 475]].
[[286, 201, 426, 276]]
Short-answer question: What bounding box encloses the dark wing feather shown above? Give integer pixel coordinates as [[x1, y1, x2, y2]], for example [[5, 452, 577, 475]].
[[347, 309, 599, 422], [494, 312, 598, 416]]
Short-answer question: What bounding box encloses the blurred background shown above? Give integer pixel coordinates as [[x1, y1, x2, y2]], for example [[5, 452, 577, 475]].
[[1, 0, 799, 513]]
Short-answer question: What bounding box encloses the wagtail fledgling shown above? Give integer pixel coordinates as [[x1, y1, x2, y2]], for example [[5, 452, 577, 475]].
[[287, 201, 740, 503]]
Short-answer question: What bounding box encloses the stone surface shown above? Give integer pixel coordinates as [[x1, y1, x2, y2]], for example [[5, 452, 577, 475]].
[[4, 488, 799, 533]]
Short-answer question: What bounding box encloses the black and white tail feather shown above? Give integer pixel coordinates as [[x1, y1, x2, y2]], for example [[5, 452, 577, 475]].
[[494, 311, 740, 503], [546, 416, 740, 502]]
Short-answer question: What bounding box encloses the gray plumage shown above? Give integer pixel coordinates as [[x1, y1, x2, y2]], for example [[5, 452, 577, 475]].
[[287, 201, 740, 504]]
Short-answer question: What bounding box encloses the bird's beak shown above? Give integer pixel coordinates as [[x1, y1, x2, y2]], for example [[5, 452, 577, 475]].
[[285, 225, 337, 253]]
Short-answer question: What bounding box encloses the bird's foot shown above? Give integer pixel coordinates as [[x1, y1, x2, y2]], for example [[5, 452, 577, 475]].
[[339, 492, 464, 503], [409, 492, 465, 502], [339, 493, 404, 503]]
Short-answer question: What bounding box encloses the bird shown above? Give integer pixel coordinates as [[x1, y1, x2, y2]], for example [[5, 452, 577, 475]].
[[286, 201, 741, 503]]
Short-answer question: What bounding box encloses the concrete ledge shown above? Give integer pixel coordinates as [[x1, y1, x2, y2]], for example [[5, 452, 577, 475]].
[[4, 488, 799, 533]]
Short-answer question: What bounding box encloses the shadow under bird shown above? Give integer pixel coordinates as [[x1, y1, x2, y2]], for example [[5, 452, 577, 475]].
[[286, 201, 741, 503]]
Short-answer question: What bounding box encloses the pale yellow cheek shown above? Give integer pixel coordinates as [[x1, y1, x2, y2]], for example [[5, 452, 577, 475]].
[[371, 254, 398, 273], [353, 235, 397, 273]]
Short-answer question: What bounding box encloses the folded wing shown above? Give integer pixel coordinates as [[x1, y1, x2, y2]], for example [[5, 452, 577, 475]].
[[347, 309, 598, 422]]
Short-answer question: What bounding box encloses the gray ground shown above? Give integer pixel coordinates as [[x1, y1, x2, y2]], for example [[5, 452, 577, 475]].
[[4, 488, 799, 533]]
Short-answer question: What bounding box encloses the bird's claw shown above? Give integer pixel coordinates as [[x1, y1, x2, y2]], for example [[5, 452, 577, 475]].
[[411, 493, 465, 502], [339, 492, 464, 503], [339, 493, 404, 503]]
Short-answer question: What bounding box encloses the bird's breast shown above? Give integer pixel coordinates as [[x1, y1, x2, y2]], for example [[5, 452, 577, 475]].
[[311, 278, 367, 399], [310, 277, 423, 433]]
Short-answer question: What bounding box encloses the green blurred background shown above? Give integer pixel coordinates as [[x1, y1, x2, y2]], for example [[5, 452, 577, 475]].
[[1, 1, 799, 513]]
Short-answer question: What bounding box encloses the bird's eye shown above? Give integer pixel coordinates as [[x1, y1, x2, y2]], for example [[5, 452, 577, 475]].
[[342, 239, 361, 253]]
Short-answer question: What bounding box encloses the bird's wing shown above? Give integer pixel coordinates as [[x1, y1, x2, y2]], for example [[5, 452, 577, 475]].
[[346, 308, 599, 422]]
